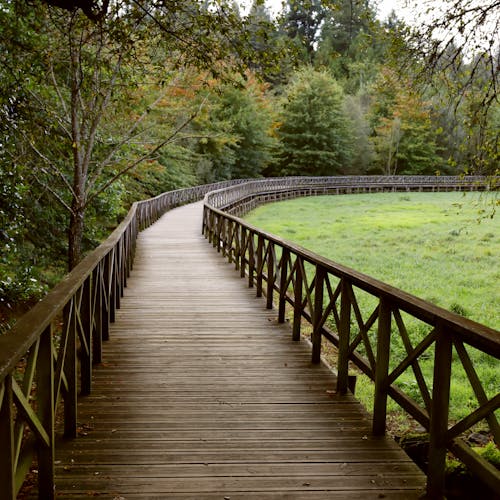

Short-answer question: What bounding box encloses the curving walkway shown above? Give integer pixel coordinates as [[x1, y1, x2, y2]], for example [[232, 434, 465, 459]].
[[53, 201, 425, 499]]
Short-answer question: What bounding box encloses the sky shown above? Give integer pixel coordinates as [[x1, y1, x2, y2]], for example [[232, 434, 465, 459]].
[[239, 0, 413, 22]]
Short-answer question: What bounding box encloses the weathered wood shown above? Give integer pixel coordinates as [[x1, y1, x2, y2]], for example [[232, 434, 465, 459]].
[[51, 202, 425, 499], [203, 177, 500, 498], [4, 176, 497, 498], [0, 376, 16, 500], [373, 297, 392, 436], [36, 326, 55, 499], [427, 324, 453, 499]]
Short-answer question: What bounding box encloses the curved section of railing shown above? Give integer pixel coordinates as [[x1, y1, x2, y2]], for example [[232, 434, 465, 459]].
[[204, 175, 494, 215], [202, 175, 500, 499], [0, 179, 247, 499]]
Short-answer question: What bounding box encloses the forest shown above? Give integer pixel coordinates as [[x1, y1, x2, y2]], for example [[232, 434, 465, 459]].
[[0, 0, 498, 328]]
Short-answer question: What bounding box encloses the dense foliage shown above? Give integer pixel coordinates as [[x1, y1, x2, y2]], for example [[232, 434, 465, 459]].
[[0, 0, 498, 326]]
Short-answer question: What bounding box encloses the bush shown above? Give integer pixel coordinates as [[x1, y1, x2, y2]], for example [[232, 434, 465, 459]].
[[0, 267, 48, 308]]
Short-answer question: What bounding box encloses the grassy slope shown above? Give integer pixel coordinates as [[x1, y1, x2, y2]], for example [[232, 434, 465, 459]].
[[246, 191, 499, 330], [245, 192, 499, 423]]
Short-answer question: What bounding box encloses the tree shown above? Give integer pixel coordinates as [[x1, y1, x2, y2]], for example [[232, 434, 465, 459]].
[[281, 0, 327, 62], [405, 0, 499, 112], [274, 68, 353, 176], [395, 1, 499, 174], [316, 0, 387, 92], [343, 93, 374, 173], [369, 68, 444, 175], [317, 0, 377, 56], [246, 0, 295, 85], [1, 0, 267, 270], [194, 75, 276, 182]]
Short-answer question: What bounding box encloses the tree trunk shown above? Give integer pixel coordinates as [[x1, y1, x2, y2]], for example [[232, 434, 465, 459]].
[[68, 207, 85, 271]]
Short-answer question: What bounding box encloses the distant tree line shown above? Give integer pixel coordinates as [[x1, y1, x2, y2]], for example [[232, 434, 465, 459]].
[[0, 0, 498, 323]]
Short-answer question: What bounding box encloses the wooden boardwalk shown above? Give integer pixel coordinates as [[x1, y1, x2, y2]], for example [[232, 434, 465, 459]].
[[53, 202, 425, 499]]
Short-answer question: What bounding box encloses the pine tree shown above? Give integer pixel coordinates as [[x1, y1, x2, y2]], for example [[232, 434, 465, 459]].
[[275, 68, 353, 176]]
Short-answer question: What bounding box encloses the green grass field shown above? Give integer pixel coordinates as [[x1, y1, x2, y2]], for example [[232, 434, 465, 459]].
[[246, 191, 499, 330], [245, 191, 499, 425]]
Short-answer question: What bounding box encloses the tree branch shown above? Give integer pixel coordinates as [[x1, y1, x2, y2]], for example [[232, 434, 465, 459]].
[[20, 132, 78, 199], [84, 100, 205, 207], [32, 174, 75, 215], [85, 79, 183, 193]]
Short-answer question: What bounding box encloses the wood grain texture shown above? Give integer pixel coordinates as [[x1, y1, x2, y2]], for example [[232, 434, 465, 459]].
[[53, 201, 425, 499]]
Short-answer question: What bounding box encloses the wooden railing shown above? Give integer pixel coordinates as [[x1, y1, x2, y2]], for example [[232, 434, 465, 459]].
[[202, 175, 500, 499], [0, 179, 245, 499]]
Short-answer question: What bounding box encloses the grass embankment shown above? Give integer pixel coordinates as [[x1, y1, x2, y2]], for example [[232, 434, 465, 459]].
[[245, 192, 499, 428]]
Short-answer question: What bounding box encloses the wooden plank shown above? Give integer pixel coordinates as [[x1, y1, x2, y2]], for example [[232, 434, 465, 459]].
[[53, 201, 425, 499]]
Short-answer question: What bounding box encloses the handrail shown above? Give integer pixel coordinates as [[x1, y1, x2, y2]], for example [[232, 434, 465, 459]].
[[202, 175, 500, 499], [0, 178, 246, 499]]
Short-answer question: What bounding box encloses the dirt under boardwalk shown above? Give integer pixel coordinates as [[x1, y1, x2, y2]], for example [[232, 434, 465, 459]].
[[53, 201, 426, 499]]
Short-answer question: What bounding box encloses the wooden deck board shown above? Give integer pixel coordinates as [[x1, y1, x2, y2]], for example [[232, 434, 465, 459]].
[[54, 201, 425, 499]]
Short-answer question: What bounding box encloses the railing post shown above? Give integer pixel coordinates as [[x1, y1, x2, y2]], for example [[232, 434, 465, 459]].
[[240, 226, 247, 278], [312, 265, 325, 364], [266, 243, 274, 309], [278, 248, 290, 323], [108, 251, 117, 324], [292, 258, 303, 341], [427, 323, 452, 499], [202, 205, 207, 236], [100, 260, 110, 342], [115, 243, 122, 308], [37, 325, 55, 499], [336, 278, 351, 394], [92, 267, 103, 363], [221, 218, 227, 257], [206, 209, 212, 243], [217, 215, 223, 253], [212, 213, 218, 248], [248, 232, 255, 288], [0, 375, 16, 500], [63, 302, 77, 439], [256, 235, 264, 298], [234, 225, 241, 271], [373, 297, 392, 435], [80, 278, 92, 396], [227, 219, 234, 260], [208, 209, 214, 243]]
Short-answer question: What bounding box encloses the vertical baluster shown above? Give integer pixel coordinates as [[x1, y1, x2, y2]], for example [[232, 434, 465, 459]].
[[216, 215, 222, 252], [37, 325, 55, 499], [312, 265, 325, 364], [0, 376, 15, 500], [427, 323, 452, 499], [202, 205, 207, 236], [336, 278, 351, 394], [208, 211, 213, 245], [115, 242, 122, 308], [248, 232, 255, 288], [131, 215, 138, 265], [210, 211, 216, 247], [292, 257, 302, 341], [213, 214, 222, 252], [373, 297, 392, 435], [123, 231, 129, 288], [80, 277, 92, 396], [63, 301, 77, 438], [108, 251, 116, 324], [256, 235, 264, 298], [278, 248, 289, 323], [266, 243, 274, 309], [240, 227, 247, 278], [221, 218, 227, 257], [234, 225, 240, 271], [93, 266, 103, 363]]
